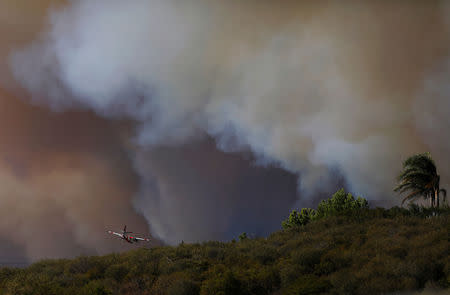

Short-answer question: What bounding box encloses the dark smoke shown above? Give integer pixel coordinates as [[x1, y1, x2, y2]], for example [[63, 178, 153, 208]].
[[132, 138, 298, 244]]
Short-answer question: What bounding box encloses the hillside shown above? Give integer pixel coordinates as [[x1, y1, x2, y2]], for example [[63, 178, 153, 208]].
[[0, 205, 449, 295]]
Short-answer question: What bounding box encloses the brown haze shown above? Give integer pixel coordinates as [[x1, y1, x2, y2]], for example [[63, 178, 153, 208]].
[[0, 0, 449, 260]]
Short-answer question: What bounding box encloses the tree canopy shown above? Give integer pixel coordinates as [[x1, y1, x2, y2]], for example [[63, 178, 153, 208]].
[[282, 189, 369, 229]]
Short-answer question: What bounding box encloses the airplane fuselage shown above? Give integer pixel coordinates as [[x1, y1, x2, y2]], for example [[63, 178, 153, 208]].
[[107, 226, 150, 244], [121, 234, 139, 243]]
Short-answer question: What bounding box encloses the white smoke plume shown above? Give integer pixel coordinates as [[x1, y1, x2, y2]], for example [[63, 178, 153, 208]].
[[8, 0, 450, 244]]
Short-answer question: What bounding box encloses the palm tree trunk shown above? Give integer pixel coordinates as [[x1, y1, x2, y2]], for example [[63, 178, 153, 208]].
[[436, 189, 439, 208]]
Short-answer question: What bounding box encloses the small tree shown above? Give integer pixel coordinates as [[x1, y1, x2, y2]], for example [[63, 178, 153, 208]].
[[238, 232, 248, 241], [282, 189, 369, 229], [315, 189, 368, 218]]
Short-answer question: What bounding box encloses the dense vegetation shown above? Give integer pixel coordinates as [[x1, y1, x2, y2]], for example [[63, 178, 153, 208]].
[[0, 191, 448, 295]]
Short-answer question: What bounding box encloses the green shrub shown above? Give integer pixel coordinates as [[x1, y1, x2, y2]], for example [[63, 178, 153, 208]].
[[251, 245, 279, 265], [239, 232, 248, 241], [282, 189, 369, 230], [282, 274, 332, 295], [282, 208, 316, 229], [291, 248, 324, 273], [104, 264, 128, 282], [200, 271, 243, 295], [314, 248, 351, 275], [80, 280, 112, 295], [168, 279, 200, 295], [315, 188, 368, 218]]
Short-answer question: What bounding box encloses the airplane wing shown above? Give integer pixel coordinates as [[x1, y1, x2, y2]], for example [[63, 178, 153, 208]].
[[107, 230, 123, 238], [132, 236, 150, 242]]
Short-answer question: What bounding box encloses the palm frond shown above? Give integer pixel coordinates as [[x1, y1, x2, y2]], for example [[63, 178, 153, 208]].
[[394, 184, 416, 193], [398, 168, 433, 181], [401, 190, 424, 205], [402, 153, 436, 174], [394, 181, 427, 194]]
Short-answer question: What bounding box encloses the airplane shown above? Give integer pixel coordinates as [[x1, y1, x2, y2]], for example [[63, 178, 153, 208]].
[[107, 225, 151, 244]]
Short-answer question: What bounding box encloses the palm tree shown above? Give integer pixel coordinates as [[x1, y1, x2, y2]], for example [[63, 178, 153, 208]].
[[394, 152, 447, 208]]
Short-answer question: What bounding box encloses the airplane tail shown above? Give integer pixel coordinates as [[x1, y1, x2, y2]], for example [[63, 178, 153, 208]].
[[123, 225, 132, 234]]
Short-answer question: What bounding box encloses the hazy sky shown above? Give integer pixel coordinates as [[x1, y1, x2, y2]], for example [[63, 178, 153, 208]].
[[0, 0, 449, 261]]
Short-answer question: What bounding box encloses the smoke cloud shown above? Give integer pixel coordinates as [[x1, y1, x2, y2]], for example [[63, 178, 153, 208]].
[[0, 86, 154, 261], [1, 0, 450, 256]]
